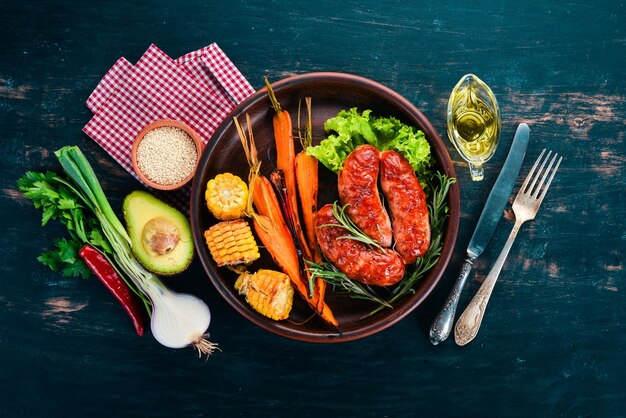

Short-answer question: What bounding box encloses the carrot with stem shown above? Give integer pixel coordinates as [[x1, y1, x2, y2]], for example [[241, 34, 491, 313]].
[[295, 97, 326, 309], [264, 77, 311, 261], [295, 97, 320, 259]]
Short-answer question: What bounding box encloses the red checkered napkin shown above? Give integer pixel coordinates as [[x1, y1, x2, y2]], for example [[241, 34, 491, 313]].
[[177, 44, 255, 105], [83, 43, 255, 212]]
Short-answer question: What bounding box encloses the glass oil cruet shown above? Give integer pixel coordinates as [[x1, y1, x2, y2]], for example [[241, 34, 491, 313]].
[[447, 74, 501, 181]]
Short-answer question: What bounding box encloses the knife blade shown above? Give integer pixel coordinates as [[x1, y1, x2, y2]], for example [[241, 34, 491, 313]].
[[429, 123, 530, 345]]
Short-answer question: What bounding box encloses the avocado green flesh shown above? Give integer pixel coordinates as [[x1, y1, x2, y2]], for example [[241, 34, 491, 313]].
[[123, 190, 194, 275]]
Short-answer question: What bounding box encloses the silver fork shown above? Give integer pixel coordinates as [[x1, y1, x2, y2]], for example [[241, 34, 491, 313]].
[[454, 149, 562, 346]]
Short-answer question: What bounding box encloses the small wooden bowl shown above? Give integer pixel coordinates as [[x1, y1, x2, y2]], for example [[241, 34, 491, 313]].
[[131, 119, 204, 190]]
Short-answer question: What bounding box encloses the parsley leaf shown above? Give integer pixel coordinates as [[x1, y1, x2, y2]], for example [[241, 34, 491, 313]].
[[18, 171, 110, 254], [89, 229, 112, 254], [36, 238, 91, 279], [56, 238, 81, 264], [61, 258, 91, 279], [18, 171, 112, 281], [37, 250, 63, 272]]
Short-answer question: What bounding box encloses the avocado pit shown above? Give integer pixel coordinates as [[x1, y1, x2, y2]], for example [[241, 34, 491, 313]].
[[142, 217, 181, 256]]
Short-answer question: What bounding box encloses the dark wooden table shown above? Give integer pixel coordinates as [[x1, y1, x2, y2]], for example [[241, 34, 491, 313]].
[[2, 1, 624, 417]]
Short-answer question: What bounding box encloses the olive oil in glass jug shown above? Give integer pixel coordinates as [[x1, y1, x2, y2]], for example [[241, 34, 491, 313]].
[[447, 74, 501, 181]]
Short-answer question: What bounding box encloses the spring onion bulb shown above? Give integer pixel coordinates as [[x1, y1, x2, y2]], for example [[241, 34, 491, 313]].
[[145, 277, 216, 354], [114, 256, 217, 356]]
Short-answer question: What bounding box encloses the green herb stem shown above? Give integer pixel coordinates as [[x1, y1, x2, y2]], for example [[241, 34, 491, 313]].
[[306, 260, 392, 309], [319, 201, 384, 250], [367, 173, 456, 317]]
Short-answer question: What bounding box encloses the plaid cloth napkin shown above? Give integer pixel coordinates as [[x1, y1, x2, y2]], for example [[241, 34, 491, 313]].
[[83, 43, 255, 213]]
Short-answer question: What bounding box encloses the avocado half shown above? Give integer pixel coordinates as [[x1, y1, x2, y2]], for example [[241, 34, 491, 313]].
[[123, 190, 194, 275]]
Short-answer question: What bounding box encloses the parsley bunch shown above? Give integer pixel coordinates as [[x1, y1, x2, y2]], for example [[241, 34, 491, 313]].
[[18, 171, 112, 279]]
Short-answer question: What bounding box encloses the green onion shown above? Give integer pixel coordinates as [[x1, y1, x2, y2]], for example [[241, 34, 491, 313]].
[[55, 147, 130, 245]]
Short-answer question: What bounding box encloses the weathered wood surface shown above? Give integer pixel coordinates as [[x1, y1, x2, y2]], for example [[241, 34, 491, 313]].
[[1, 1, 624, 417]]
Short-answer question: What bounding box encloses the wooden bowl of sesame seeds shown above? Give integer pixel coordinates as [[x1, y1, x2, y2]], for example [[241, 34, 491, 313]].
[[131, 119, 204, 190]]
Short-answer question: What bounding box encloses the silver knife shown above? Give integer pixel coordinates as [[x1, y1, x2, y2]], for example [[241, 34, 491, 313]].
[[429, 123, 530, 345]]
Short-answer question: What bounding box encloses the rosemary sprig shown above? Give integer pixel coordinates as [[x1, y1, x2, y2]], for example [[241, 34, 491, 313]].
[[305, 172, 455, 317], [367, 172, 456, 316], [306, 260, 392, 308], [319, 201, 384, 250]]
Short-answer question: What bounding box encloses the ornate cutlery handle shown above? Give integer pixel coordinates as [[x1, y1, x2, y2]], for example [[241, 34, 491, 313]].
[[454, 221, 523, 346], [429, 257, 474, 345]]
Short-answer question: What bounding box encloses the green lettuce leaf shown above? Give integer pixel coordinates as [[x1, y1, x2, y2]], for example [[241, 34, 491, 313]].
[[306, 108, 432, 176]]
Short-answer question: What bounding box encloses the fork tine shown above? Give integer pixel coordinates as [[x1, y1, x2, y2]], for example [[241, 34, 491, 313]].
[[528, 150, 552, 196], [536, 156, 562, 207], [532, 152, 558, 199], [518, 149, 546, 196]]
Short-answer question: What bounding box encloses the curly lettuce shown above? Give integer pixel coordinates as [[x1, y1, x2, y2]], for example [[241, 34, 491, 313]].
[[306, 108, 432, 178]]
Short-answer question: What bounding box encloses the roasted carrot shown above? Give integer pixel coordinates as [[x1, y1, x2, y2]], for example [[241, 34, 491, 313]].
[[234, 114, 338, 328], [251, 215, 302, 294], [295, 156, 318, 251], [295, 97, 321, 261], [295, 97, 326, 310], [253, 176, 290, 238], [296, 155, 327, 310], [264, 77, 311, 260]]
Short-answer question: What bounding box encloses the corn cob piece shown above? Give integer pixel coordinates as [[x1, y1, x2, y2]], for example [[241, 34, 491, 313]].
[[205, 173, 249, 221], [235, 269, 294, 320], [204, 219, 260, 267]]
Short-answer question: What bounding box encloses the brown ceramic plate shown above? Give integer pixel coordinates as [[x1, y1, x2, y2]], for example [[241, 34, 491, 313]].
[[190, 72, 460, 343]]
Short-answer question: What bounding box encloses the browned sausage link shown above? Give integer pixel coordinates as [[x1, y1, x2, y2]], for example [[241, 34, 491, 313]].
[[338, 144, 393, 247], [315, 204, 405, 286], [380, 150, 430, 264]]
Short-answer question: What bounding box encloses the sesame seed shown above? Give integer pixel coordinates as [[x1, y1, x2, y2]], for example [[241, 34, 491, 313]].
[[136, 126, 198, 186]]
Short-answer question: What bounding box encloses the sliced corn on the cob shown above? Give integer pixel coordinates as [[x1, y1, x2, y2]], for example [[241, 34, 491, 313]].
[[205, 173, 249, 221], [204, 219, 260, 267], [235, 269, 294, 321]]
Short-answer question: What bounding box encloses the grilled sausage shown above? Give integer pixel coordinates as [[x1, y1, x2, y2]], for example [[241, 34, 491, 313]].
[[338, 144, 393, 247], [315, 204, 405, 286], [380, 150, 430, 264]]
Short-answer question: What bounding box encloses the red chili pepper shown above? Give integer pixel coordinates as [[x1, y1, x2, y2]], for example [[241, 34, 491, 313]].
[[79, 244, 145, 336]]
